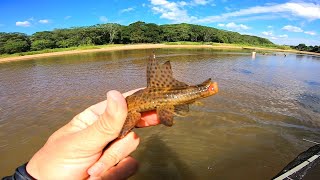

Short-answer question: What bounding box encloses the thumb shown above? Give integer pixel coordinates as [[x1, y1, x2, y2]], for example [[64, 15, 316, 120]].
[[72, 90, 128, 151]]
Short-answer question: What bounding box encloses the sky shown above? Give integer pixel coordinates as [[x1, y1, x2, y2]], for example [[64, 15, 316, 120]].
[[0, 0, 320, 46]]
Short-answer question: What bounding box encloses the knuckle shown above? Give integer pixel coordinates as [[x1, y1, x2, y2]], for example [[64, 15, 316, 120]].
[[131, 133, 140, 151], [105, 150, 121, 165], [96, 113, 121, 137]]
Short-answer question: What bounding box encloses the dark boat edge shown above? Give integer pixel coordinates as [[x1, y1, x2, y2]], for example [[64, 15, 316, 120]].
[[272, 144, 320, 180]]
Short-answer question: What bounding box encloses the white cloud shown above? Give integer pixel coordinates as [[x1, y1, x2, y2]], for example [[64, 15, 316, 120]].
[[304, 31, 316, 35], [99, 16, 108, 23], [261, 30, 288, 40], [282, 25, 303, 32], [279, 34, 288, 38], [262, 31, 273, 36], [16, 21, 31, 27], [218, 22, 250, 30], [225, 22, 250, 30], [198, 2, 320, 23], [281, 25, 317, 36], [150, 0, 196, 23], [267, 25, 273, 28], [64, 16, 72, 20], [179, 1, 188, 6], [193, 0, 210, 5], [150, 1, 320, 23], [224, 6, 232, 11], [120, 7, 135, 13], [229, 2, 320, 20], [39, 19, 49, 24]]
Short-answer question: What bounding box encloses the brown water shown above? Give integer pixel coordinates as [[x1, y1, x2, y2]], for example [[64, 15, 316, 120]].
[[0, 49, 319, 179]]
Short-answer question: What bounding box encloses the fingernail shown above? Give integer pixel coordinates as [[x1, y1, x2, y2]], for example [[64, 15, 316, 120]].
[[88, 162, 104, 176], [107, 91, 118, 113]]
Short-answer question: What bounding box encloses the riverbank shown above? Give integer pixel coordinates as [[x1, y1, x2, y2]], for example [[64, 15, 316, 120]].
[[0, 43, 319, 63]]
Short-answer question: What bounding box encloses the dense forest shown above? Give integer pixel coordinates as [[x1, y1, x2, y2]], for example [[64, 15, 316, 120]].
[[291, 44, 320, 53], [0, 21, 305, 55]]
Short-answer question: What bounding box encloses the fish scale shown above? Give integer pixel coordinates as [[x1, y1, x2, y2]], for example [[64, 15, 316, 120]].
[[119, 54, 219, 138]]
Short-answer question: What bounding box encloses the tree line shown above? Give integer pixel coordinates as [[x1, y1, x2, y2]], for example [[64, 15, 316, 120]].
[[0, 21, 276, 54], [291, 44, 320, 53]]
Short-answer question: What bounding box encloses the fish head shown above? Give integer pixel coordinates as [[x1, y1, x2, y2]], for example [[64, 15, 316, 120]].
[[198, 78, 219, 98], [208, 81, 219, 95]]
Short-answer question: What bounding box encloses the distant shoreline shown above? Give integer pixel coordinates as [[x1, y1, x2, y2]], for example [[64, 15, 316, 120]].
[[0, 43, 319, 63]]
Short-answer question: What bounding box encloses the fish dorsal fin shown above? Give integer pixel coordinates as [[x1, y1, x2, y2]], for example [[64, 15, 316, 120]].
[[147, 55, 188, 88], [147, 54, 157, 87]]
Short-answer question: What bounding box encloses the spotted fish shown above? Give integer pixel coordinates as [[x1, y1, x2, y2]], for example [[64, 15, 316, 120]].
[[119, 54, 219, 138]]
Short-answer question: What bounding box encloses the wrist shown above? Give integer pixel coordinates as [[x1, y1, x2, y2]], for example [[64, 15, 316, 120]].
[[4, 163, 37, 180], [26, 161, 39, 179]]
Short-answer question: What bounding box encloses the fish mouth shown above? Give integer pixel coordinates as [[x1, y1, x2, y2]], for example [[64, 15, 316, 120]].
[[209, 82, 219, 95]]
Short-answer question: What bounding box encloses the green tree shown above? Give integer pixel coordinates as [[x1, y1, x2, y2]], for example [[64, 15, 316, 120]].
[[0, 21, 282, 54], [0, 32, 31, 54], [296, 44, 307, 51], [128, 21, 147, 43], [3, 39, 30, 54], [144, 23, 162, 43], [31, 40, 56, 51], [31, 31, 57, 50], [104, 23, 121, 44]]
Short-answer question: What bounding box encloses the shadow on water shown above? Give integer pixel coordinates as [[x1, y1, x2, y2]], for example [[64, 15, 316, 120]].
[[132, 134, 196, 180], [298, 93, 320, 114], [232, 68, 253, 75], [304, 80, 320, 87]]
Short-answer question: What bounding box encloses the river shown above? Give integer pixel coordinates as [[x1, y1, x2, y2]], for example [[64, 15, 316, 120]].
[[0, 48, 319, 179]]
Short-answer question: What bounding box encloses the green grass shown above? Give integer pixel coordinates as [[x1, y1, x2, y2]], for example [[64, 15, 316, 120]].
[[0, 42, 295, 59], [0, 44, 124, 59], [164, 41, 210, 45], [164, 41, 293, 50]]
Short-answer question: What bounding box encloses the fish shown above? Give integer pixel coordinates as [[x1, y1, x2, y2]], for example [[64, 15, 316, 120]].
[[119, 54, 219, 138]]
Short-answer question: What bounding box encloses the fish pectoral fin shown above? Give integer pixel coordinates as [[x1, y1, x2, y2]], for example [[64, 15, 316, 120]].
[[174, 104, 189, 117], [157, 106, 175, 126], [119, 112, 141, 138], [193, 101, 204, 106]]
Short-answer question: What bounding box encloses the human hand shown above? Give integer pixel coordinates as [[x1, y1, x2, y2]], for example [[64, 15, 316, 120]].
[[26, 89, 160, 179]]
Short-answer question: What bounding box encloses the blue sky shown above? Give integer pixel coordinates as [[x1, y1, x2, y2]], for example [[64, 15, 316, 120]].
[[0, 0, 319, 45]]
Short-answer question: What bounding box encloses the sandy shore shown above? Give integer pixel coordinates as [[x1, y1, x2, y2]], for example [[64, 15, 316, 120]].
[[0, 44, 319, 63]]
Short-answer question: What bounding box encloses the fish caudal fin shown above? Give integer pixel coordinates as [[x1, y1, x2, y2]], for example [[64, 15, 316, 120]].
[[157, 106, 174, 126], [119, 112, 141, 138]]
